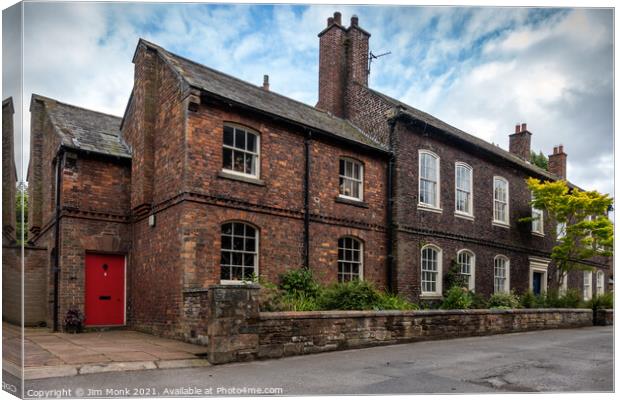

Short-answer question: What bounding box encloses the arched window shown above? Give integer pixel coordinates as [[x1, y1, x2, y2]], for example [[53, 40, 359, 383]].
[[493, 177, 509, 226], [419, 150, 440, 210], [222, 124, 260, 177], [457, 250, 475, 290], [583, 271, 592, 300], [220, 222, 258, 282], [494, 255, 510, 293], [338, 237, 363, 282], [421, 245, 442, 295], [455, 163, 473, 216]]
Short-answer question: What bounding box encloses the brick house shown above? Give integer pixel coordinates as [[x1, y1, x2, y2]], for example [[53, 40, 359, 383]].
[[22, 12, 610, 338]]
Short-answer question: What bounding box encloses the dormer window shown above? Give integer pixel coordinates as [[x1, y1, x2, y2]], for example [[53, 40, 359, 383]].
[[339, 158, 363, 201], [223, 124, 260, 178]]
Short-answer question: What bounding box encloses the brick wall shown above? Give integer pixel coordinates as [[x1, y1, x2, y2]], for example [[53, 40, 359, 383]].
[[2, 244, 48, 326], [2, 98, 17, 241]]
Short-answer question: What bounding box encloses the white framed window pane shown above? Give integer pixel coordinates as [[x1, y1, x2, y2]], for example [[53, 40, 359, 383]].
[[338, 237, 362, 282], [421, 247, 439, 293], [339, 159, 363, 200], [494, 257, 507, 293], [223, 126, 259, 177], [420, 153, 439, 208], [221, 222, 258, 281]]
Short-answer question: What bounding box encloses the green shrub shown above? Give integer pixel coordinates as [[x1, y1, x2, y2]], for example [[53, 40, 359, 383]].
[[375, 292, 419, 310], [520, 290, 538, 308], [444, 260, 468, 291], [319, 280, 383, 310], [470, 292, 488, 309], [587, 292, 613, 311], [282, 292, 322, 311], [440, 286, 473, 310], [279, 268, 322, 298], [559, 289, 583, 308], [488, 291, 520, 309]]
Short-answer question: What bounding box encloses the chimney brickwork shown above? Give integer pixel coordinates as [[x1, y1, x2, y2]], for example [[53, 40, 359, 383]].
[[317, 12, 370, 118], [508, 122, 532, 161], [548, 145, 567, 180]]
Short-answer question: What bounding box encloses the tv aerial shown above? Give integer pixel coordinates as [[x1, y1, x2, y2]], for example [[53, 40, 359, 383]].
[[368, 50, 392, 76]]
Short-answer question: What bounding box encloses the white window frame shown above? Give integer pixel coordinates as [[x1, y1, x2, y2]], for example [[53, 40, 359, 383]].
[[338, 158, 364, 201], [420, 244, 443, 297], [492, 176, 510, 227], [528, 257, 550, 294], [531, 193, 544, 236], [556, 221, 567, 241], [220, 221, 259, 284], [493, 255, 510, 293], [337, 236, 364, 282], [418, 150, 441, 213], [457, 249, 475, 291], [583, 271, 592, 301], [558, 269, 568, 295], [596, 270, 604, 295], [454, 162, 474, 219], [222, 124, 260, 179]]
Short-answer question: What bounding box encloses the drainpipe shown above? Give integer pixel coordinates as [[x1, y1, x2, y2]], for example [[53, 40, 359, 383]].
[[386, 119, 397, 293], [52, 148, 64, 331], [303, 132, 312, 269]]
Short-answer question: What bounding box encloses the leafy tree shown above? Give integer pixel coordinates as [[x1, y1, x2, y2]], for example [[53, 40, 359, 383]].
[[530, 151, 548, 171], [526, 178, 613, 290], [16, 183, 28, 244]]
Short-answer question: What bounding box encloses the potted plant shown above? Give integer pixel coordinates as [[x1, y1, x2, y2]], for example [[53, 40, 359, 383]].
[[64, 309, 84, 333]]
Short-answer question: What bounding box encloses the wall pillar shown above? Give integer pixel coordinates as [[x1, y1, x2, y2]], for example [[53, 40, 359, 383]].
[[207, 284, 260, 364]]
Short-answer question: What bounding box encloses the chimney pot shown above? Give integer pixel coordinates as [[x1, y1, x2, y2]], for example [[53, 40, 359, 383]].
[[262, 74, 270, 91], [521, 123, 527, 131], [508, 123, 532, 160], [351, 15, 359, 26], [549, 144, 567, 179], [559, 144, 564, 153], [327, 17, 334, 26], [515, 124, 521, 133], [334, 12, 342, 25]]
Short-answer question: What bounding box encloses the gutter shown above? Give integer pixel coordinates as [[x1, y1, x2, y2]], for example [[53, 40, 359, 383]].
[[386, 120, 396, 293], [52, 147, 64, 331]]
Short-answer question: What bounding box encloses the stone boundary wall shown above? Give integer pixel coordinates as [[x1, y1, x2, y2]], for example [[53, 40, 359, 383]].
[[205, 285, 595, 365], [594, 309, 613, 326]]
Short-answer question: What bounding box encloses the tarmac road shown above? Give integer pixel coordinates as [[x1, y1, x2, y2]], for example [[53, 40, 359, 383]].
[[12, 325, 614, 397]]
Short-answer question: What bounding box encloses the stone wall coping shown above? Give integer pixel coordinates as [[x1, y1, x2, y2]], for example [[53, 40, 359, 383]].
[[259, 308, 592, 320]]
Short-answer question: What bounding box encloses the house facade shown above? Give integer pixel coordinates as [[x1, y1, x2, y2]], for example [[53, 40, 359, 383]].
[[20, 12, 610, 340]]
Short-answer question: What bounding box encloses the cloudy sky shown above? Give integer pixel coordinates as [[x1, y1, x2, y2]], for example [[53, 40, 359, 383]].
[[2, 2, 614, 198]]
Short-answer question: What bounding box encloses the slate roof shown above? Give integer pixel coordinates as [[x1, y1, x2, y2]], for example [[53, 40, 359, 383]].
[[32, 94, 130, 159], [138, 39, 387, 152], [366, 86, 564, 182]]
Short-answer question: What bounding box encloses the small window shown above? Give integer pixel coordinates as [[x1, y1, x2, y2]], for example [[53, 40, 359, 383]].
[[556, 222, 566, 240], [339, 158, 363, 201], [222, 125, 260, 177], [220, 222, 258, 282], [421, 245, 442, 295], [583, 271, 592, 300], [455, 163, 473, 216], [531, 193, 544, 235], [419, 150, 440, 209], [596, 271, 604, 295], [338, 237, 363, 282], [493, 177, 509, 226], [457, 250, 475, 290], [494, 256, 509, 293]]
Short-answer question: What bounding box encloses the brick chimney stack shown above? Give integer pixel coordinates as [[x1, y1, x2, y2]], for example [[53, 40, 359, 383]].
[[548, 145, 567, 180], [509, 122, 532, 161], [316, 12, 370, 118], [262, 75, 269, 91]]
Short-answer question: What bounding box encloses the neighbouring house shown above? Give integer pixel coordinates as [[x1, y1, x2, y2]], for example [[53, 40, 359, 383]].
[[17, 12, 610, 340]]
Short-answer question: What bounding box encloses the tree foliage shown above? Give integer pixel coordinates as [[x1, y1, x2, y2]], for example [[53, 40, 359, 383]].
[[526, 178, 613, 289], [530, 151, 548, 171]]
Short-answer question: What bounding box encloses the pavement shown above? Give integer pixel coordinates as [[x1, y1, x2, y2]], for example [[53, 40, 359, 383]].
[[18, 326, 613, 396], [1, 322, 210, 380]]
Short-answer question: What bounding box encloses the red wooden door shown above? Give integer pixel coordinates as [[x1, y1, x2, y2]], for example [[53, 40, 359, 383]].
[[84, 253, 125, 326]]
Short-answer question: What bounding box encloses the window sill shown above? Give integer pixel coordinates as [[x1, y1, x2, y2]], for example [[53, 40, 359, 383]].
[[455, 212, 474, 221], [218, 170, 265, 186], [417, 204, 442, 214], [420, 293, 443, 299], [335, 196, 369, 208], [531, 231, 545, 237], [492, 221, 510, 229]]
